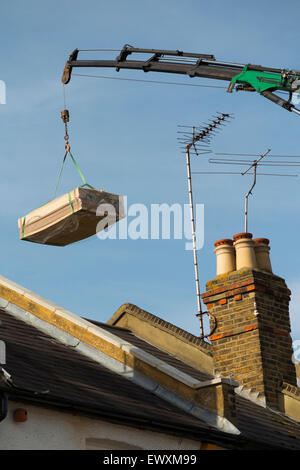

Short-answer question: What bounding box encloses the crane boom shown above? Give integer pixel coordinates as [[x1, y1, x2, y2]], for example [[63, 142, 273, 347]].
[[62, 45, 300, 115]]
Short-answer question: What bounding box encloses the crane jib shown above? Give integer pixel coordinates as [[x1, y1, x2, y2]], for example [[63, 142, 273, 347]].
[[61, 46, 300, 115]]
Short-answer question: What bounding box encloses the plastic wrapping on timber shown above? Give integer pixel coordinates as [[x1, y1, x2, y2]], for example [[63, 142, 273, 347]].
[[18, 187, 126, 246]]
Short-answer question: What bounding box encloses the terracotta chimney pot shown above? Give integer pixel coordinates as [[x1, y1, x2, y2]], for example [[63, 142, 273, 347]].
[[233, 232, 257, 270], [253, 238, 272, 273], [214, 238, 236, 275]]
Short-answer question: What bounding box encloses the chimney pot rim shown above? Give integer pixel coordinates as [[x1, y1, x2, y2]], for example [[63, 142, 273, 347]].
[[253, 237, 270, 246], [214, 238, 233, 247], [233, 232, 253, 241]]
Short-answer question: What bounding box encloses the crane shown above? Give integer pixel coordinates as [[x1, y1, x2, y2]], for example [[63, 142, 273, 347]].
[[62, 45, 300, 115]]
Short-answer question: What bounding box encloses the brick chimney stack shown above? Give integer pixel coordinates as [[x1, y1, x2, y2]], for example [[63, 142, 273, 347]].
[[202, 233, 297, 409]]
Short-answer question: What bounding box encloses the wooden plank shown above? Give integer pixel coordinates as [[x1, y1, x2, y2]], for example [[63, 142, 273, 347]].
[[18, 187, 125, 246]]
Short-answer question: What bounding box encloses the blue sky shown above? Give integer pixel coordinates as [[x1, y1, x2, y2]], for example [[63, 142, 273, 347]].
[[1, 0, 300, 340]]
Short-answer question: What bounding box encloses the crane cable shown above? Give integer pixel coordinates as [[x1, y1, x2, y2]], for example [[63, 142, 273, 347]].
[[71, 72, 295, 98], [54, 85, 95, 203], [72, 73, 228, 89]]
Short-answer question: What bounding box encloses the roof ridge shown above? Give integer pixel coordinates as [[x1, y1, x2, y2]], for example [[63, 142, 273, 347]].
[[112, 303, 212, 353], [83, 318, 131, 332]]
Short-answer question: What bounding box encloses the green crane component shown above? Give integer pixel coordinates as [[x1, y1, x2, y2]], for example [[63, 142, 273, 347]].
[[62, 45, 300, 115], [228, 65, 300, 94]]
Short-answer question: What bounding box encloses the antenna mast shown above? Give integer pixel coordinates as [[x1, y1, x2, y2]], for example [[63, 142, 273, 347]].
[[178, 113, 233, 338], [243, 149, 271, 232], [194, 151, 300, 234]]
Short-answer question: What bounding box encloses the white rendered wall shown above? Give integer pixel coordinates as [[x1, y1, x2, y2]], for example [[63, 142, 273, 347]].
[[0, 401, 202, 450]]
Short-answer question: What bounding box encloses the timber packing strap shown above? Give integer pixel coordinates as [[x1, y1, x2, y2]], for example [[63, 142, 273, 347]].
[[61, 45, 300, 115]]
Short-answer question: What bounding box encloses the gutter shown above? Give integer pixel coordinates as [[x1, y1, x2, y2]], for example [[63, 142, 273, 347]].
[[4, 390, 244, 449]]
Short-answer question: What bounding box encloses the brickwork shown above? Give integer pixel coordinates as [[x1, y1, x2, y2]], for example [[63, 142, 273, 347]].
[[201, 269, 297, 408]]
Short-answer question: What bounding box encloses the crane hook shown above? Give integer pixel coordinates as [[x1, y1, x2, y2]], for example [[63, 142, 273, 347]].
[[61, 109, 70, 151]]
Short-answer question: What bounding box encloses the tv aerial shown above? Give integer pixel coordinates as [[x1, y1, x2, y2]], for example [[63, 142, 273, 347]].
[[194, 150, 300, 232], [177, 112, 233, 338]]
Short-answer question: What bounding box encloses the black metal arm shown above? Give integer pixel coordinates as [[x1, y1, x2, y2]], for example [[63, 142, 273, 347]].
[[61, 45, 300, 115]]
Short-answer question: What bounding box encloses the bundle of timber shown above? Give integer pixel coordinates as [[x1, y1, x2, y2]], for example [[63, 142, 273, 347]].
[[18, 187, 125, 246]]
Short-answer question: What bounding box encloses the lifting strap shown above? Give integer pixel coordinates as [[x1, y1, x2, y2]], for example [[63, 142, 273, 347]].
[[21, 148, 94, 239], [56, 108, 95, 198], [52, 148, 95, 200]]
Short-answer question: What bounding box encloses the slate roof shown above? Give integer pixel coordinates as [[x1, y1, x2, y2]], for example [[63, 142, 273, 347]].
[[88, 319, 213, 382], [1, 308, 300, 450], [0, 309, 240, 449], [235, 395, 300, 450], [91, 320, 300, 450]]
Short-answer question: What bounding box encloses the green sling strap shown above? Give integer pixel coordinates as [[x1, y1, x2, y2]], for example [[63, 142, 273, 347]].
[[53, 149, 95, 200], [21, 149, 95, 239]]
